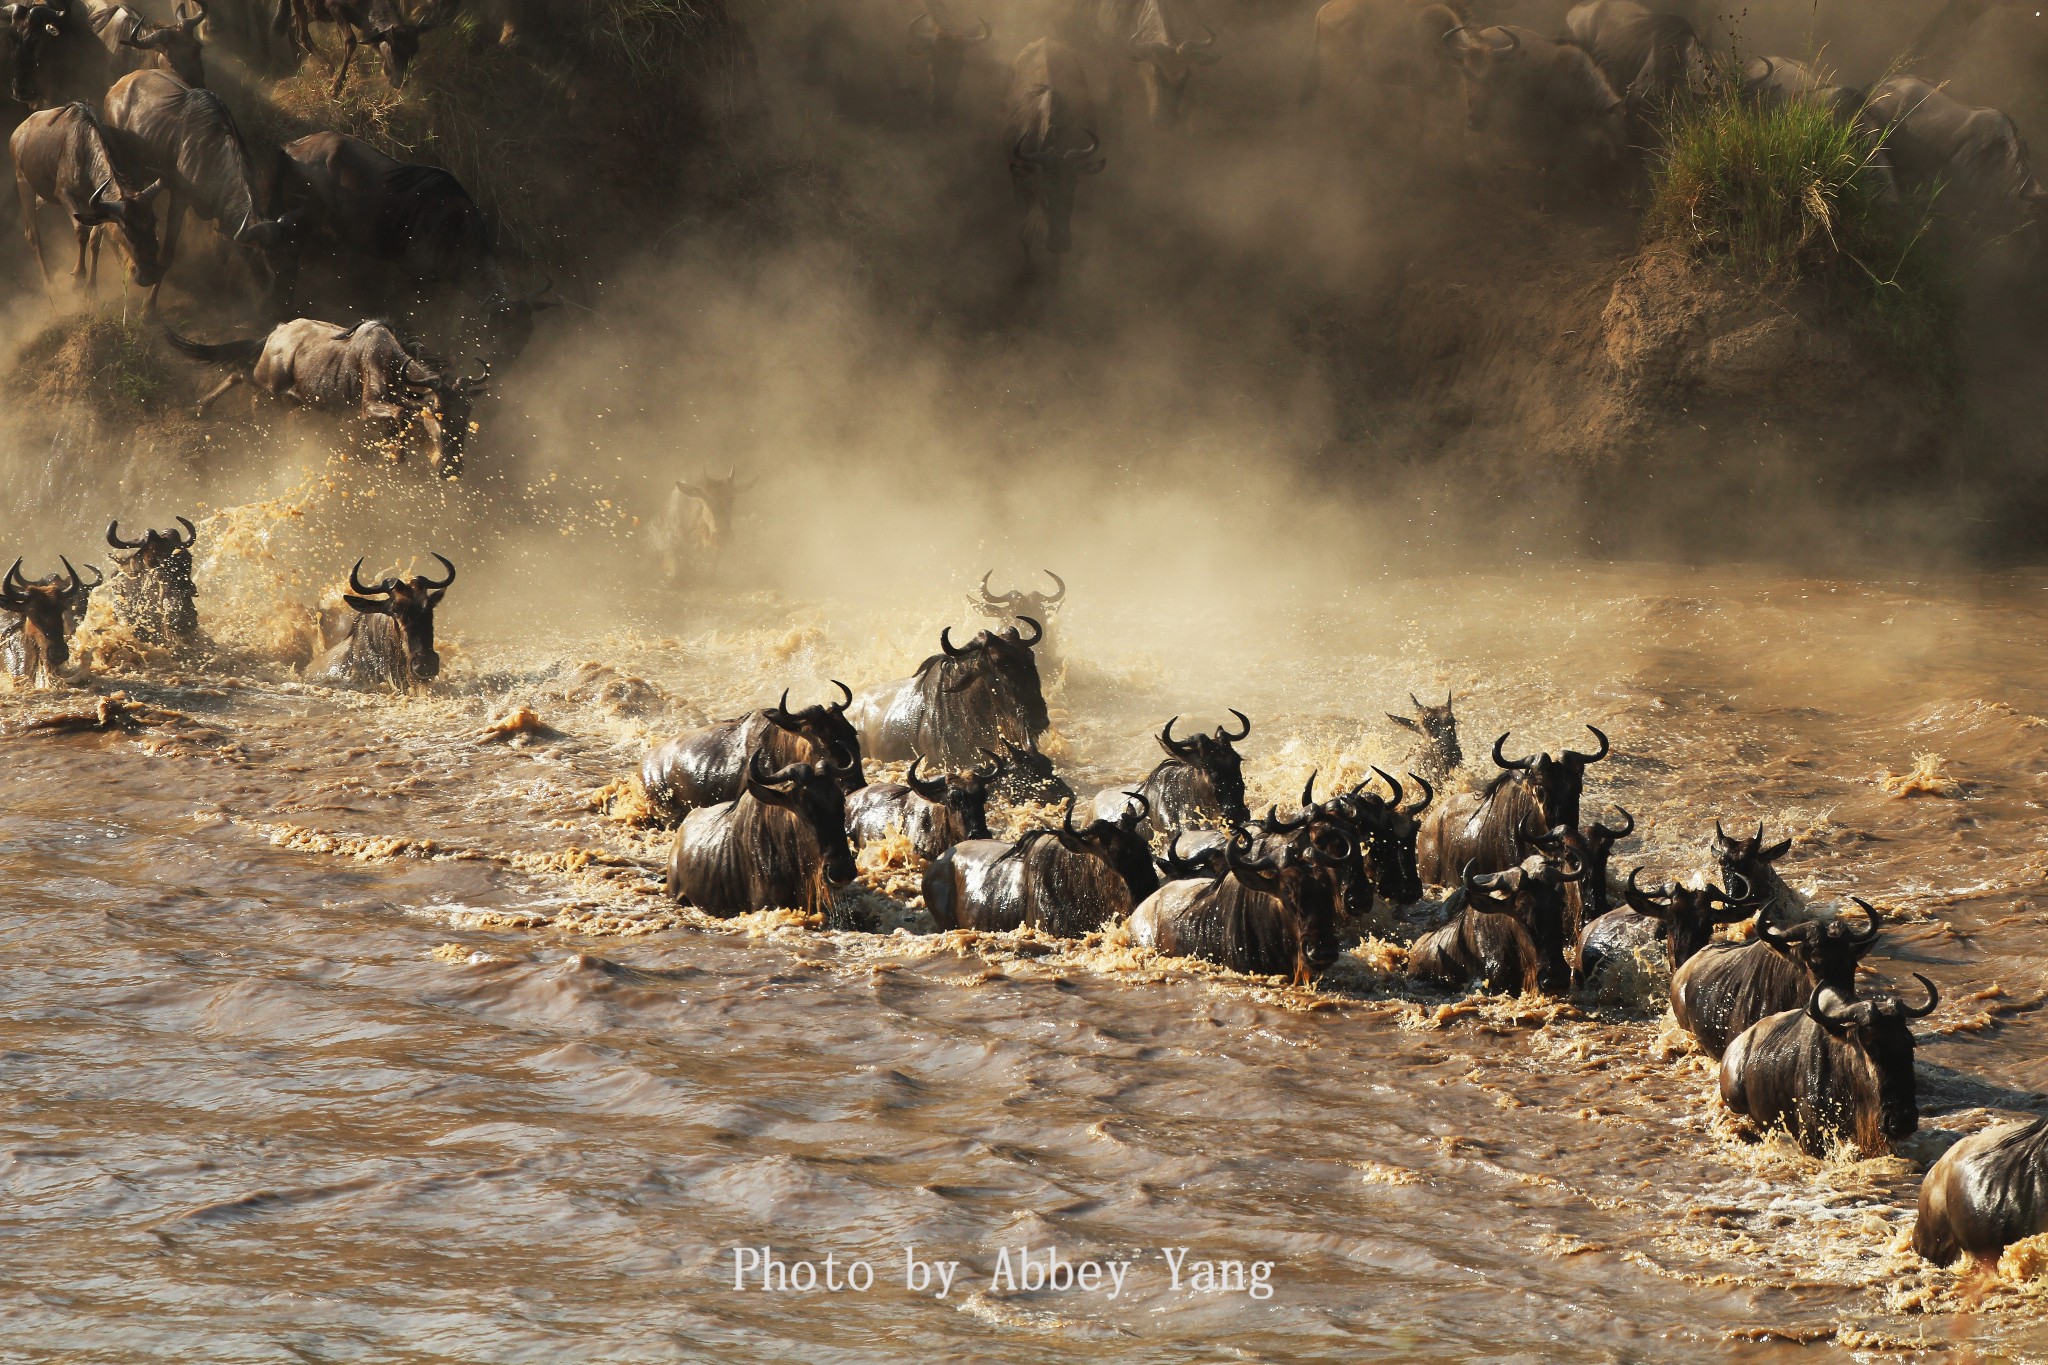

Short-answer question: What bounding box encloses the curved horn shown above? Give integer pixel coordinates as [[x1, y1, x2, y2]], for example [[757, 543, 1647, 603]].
[[1806, 984, 1856, 1032], [829, 679, 853, 712], [907, 11, 938, 39], [1042, 569, 1065, 603], [348, 558, 388, 595], [106, 520, 141, 550], [906, 757, 948, 801], [1300, 769, 1318, 811], [1125, 790, 1149, 820], [1598, 805, 1635, 839], [963, 17, 990, 41], [59, 557, 87, 594], [1623, 867, 1667, 917], [1489, 24, 1520, 53], [1493, 733, 1533, 770], [1159, 716, 1191, 756], [1566, 726, 1611, 764], [174, 516, 197, 546], [939, 626, 963, 658], [1011, 132, 1051, 166], [1219, 708, 1251, 742], [1371, 766, 1403, 810], [2, 559, 25, 595], [1405, 772, 1434, 815], [975, 570, 1015, 606], [420, 554, 456, 590], [1012, 615, 1043, 647], [1903, 973, 1940, 1018], [769, 688, 794, 722], [1410, 691, 1426, 710], [1062, 132, 1101, 164], [1843, 897, 1884, 945], [1061, 796, 1081, 837]]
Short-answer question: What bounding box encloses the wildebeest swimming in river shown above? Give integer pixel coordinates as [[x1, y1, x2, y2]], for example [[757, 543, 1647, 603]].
[[313, 554, 453, 689], [0, 556, 97, 681], [971, 569, 1065, 662], [103, 517, 201, 649], [1409, 831, 1582, 995], [925, 794, 1157, 937], [1575, 866, 1750, 1001], [649, 467, 750, 584], [1417, 726, 1609, 884], [1129, 822, 1346, 986], [667, 750, 860, 919], [1094, 710, 1253, 833], [851, 619, 1051, 769], [10, 101, 163, 294], [1720, 977, 1936, 1156], [642, 683, 866, 825], [846, 755, 1001, 860], [1914, 1116, 2048, 1267], [163, 316, 488, 477], [1386, 689, 1462, 784], [1670, 896, 1881, 1059]]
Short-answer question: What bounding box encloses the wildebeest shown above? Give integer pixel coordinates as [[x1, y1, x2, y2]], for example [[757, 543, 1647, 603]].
[[1386, 688, 1462, 783], [1562, 1, 1709, 115], [1301, 0, 1465, 155], [1097, 710, 1252, 833], [104, 70, 292, 297], [1711, 820, 1804, 921], [642, 682, 866, 824], [850, 619, 1050, 768], [971, 569, 1065, 660], [1914, 1117, 2048, 1268], [925, 795, 1158, 937], [666, 750, 860, 919], [905, 7, 989, 122], [847, 755, 1001, 859], [1409, 836, 1582, 995], [1086, 0, 1219, 130], [91, 0, 206, 86], [1128, 826, 1345, 985], [0, 557, 96, 680], [1417, 726, 1609, 884], [1322, 767, 1431, 911], [1443, 25, 1627, 194], [272, 133, 557, 358], [1557, 804, 1634, 945], [276, 0, 449, 96], [1005, 39, 1105, 267], [985, 736, 1074, 805], [1720, 978, 1937, 1156], [103, 516, 200, 647], [649, 467, 748, 584], [1738, 54, 1865, 125], [163, 317, 488, 476], [10, 101, 162, 292], [6, 0, 109, 106], [1576, 866, 1749, 998], [1864, 75, 2047, 234], [311, 554, 453, 689], [1670, 897, 1882, 1058]]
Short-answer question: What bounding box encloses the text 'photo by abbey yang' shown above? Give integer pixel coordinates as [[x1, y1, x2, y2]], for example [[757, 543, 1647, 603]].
[[7, 0, 2048, 1359]]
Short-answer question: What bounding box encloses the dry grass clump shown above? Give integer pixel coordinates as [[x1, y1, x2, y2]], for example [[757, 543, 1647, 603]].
[[8, 312, 177, 417]]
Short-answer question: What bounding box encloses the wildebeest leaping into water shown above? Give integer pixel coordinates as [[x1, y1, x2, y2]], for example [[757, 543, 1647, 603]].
[[313, 554, 454, 689]]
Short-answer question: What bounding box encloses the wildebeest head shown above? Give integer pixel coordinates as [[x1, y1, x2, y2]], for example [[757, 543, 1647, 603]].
[[343, 553, 454, 682], [398, 355, 488, 477], [972, 569, 1064, 633], [1158, 709, 1252, 827], [747, 748, 859, 887], [766, 680, 866, 791], [1387, 689, 1462, 775], [906, 10, 988, 121], [482, 280, 560, 363], [1623, 866, 1754, 969], [1, 556, 97, 674], [1058, 792, 1159, 902], [81, 172, 167, 287], [1713, 819, 1793, 891], [106, 516, 198, 643], [1554, 805, 1633, 918], [985, 737, 1072, 803], [1347, 766, 1430, 905], [1445, 25, 1626, 157], [1227, 822, 1346, 986], [1463, 832, 1584, 993], [1806, 976, 1938, 1141], [906, 754, 999, 841], [676, 467, 748, 550], [1124, 23, 1220, 129], [1491, 726, 1609, 830], [365, 0, 450, 90], [119, 0, 206, 86], [1157, 829, 1226, 881], [1756, 896, 1884, 996], [938, 616, 1050, 739], [1010, 130, 1105, 255]]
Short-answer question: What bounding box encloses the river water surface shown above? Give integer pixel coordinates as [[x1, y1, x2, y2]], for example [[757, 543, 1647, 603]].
[[8, 544, 2048, 1362]]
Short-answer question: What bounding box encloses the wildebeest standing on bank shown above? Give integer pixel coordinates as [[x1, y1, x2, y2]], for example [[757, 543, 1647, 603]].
[[924, 796, 1158, 937], [1081, 0, 1219, 131], [91, 0, 208, 87], [271, 132, 557, 360], [1562, 1, 1709, 120], [846, 756, 999, 859], [1409, 835, 1582, 995], [275, 0, 450, 96], [0, 557, 96, 680], [1575, 867, 1748, 999], [313, 555, 454, 688], [906, 6, 990, 122], [1005, 38, 1104, 277], [1914, 1117, 2048, 1267], [971, 569, 1065, 663], [104, 69, 292, 301], [1096, 710, 1252, 833], [1670, 898, 1882, 1058], [1386, 689, 1462, 784], [1720, 978, 1937, 1157], [1300, 0, 1464, 156], [103, 517, 201, 647], [1128, 828, 1345, 986], [7, 0, 110, 106], [163, 316, 489, 476], [1863, 75, 2047, 237], [643, 684, 866, 824], [1417, 726, 1609, 883], [667, 752, 860, 919], [10, 101, 162, 293], [851, 619, 1051, 768], [1442, 25, 1626, 202], [649, 467, 749, 584], [1738, 54, 1866, 126]]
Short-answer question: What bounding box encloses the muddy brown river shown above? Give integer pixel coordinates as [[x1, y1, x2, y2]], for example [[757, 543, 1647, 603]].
[[9, 518, 2048, 1360]]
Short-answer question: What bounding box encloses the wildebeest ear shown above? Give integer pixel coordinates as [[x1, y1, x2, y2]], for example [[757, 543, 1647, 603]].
[[1386, 713, 1422, 734], [426, 590, 445, 608], [344, 594, 390, 614], [1761, 838, 1792, 862]]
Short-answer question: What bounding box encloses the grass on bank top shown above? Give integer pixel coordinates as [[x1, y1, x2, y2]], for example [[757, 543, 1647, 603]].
[[1646, 81, 1956, 378]]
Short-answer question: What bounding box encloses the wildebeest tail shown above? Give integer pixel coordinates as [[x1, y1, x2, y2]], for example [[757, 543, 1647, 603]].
[[160, 323, 263, 366]]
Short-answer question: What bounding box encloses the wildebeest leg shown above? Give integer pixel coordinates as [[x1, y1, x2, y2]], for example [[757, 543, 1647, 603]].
[[194, 372, 245, 417], [330, 25, 357, 96], [76, 218, 96, 291], [151, 195, 184, 308], [17, 177, 54, 300]]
